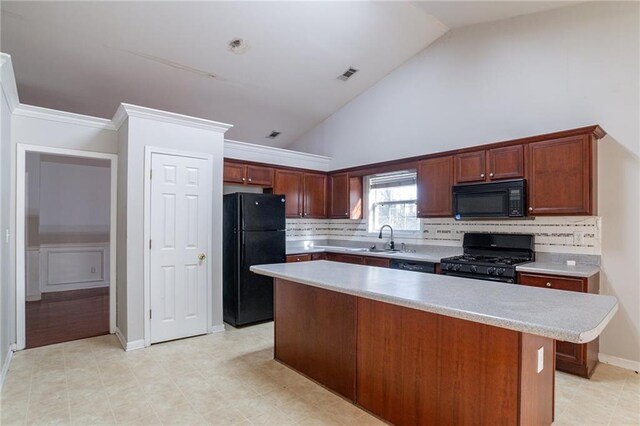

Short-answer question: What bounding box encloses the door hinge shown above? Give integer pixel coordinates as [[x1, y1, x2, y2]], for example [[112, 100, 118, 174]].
[[150, 169, 153, 179], [149, 310, 152, 319], [149, 239, 152, 249]]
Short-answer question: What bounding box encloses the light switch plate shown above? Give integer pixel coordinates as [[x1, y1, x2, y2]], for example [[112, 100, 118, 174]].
[[537, 347, 544, 373]]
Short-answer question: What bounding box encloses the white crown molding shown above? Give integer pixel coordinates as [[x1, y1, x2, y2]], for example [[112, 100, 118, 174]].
[[0, 53, 20, 112], [13, 103, 116, 130], [113, 103, 233, 133], [224, 139, 332, 172]]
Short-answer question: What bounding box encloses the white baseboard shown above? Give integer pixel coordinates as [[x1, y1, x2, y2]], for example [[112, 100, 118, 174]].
[[599, 353, 640, 372], [0, 345, 16, 391], [209, 324, 225, 334], [114, 328, 145, 352]]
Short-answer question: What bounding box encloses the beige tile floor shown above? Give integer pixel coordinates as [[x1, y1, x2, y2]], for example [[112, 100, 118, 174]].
[[0, 322, 638, 425]]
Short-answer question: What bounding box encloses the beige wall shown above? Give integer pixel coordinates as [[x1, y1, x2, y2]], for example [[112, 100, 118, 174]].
[[290, 2, 640, 365]]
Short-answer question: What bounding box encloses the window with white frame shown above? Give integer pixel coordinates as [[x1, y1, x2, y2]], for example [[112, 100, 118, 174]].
[[367, 170, 419, 233]]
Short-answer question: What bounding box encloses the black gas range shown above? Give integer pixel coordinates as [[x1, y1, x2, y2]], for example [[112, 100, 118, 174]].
[[441, 233, 534, 283]]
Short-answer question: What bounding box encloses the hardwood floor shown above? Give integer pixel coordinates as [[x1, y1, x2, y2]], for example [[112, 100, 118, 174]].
[[26, 287, 109, 349]]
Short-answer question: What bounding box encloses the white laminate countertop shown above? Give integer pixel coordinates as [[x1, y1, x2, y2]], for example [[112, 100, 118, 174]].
[[286, 245, 456, 263], [515, 262, 600, 278], [251, 261, 617, 344]]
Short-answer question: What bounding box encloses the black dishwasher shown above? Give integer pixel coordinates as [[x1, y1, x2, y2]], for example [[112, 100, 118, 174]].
[[389, 259, 436, 274]]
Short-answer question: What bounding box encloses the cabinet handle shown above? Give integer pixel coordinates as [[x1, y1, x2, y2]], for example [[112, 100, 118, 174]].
[[546, 282, 552, 287], [248, 178, 252, 182], [480, 173, 485, 178], [489, 172, 494, 177], [242, 177, 246, 182], [417, 210, 421, 214], [345, 212, 348, 216], [529, 207, 533, 212]]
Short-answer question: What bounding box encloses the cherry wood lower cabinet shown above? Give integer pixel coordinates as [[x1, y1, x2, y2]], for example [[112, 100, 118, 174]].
[[518, 272, 600, 378], [286, 254, 311, 263], [273, 278, 555, 426]]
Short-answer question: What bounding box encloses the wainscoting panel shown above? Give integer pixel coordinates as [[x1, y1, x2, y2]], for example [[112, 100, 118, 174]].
[[39, 243, 110, 293]]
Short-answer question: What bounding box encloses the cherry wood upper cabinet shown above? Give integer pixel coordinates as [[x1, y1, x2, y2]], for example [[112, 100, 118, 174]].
[[455, 151, 486, 183], [455, 145, 524, 184], [223, 162, 246, 184], [417, 156, 453, 218], [303, 173, 327, 218], [527, 135, 594, 215], [329, 173, 349, 218], [274, 170, 303, 218], [329, 173, 363, 219], [245, 165, 274, 186], [223, 161, 274, 186], [487, 145, 524, 181]]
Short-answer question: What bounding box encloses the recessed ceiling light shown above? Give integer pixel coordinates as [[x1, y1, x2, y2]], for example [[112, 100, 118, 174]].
[[267, 131, 281, 139], [337, 67, 359, 81], [228, 38, 250, 54]]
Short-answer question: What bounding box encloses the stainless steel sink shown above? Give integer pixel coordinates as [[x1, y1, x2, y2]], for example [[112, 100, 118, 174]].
[[368, 248, 401, 253]]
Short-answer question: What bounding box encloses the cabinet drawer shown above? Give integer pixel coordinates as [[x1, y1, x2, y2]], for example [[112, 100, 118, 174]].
[[518, 273, 586, 292], [286, 254, 312, 263], [325, 253, 364, 264], [363, 257, 390, 268], [311, 253, 326, 261]]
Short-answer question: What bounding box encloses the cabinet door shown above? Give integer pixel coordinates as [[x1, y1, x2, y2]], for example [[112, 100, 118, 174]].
[[274, 170, 303, 218], [329, 173, 349, 218], [311, 253, 326, 261], [488, 145, 524, 180], [223, 162, 246, 184], [303, 173, 328, 218], [417, 156, 453, 218], [246, 165, 274, 186], [528, 136, 593, 215], [286, 254, 311, 263], [454, 151, 486, 183], [333, 254, 364, 264]]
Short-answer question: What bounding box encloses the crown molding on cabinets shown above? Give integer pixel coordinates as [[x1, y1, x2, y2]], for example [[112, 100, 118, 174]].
[[112, 103, 233, 133], [224, 139, 332, 172], [0, 53, 20, 112]]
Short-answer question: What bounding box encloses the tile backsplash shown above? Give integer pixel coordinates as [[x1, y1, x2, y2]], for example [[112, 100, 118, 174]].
[[286, 216, 601, 255]]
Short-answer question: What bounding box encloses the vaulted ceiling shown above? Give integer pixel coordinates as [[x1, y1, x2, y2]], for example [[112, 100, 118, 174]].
[[0, 1, 577, 148]]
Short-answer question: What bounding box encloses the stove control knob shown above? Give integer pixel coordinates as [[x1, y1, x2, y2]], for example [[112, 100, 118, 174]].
[[453, 264, 462, 272], [470, 265, 478, 272], [443, 264, 450, 271], [487, 267, 496, 275], [496, 268, 505, 276]]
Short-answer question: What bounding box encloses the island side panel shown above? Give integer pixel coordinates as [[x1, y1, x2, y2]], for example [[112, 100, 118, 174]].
[[273, 278, 357, 400], [519, 333, 555, 425], [356, 298, 523, 425]]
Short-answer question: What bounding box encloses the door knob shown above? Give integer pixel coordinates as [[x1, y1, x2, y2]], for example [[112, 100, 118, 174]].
[[198, 253, 206, 261]]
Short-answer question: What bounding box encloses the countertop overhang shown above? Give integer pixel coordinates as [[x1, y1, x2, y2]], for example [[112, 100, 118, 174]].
[[251, 261, 617, 344]]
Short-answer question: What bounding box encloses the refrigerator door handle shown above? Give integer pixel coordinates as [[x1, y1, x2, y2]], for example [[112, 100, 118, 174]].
[[240, 232, 245, 266]]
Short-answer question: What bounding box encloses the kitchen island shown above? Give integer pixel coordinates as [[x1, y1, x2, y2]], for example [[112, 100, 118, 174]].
[[250, 261, 618, 426]]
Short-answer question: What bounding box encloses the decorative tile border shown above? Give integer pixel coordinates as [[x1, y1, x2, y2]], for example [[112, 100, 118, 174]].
[[286, 216, 601, 255]]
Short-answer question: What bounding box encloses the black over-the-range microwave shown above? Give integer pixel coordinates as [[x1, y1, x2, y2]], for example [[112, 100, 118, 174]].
[[452, 179, 526, 220]]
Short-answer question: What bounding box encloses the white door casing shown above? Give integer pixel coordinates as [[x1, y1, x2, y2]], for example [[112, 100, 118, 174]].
[[149, 153, 211, 344]]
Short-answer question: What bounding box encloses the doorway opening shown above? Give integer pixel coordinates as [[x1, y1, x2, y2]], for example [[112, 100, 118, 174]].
[[23, 151, 113, 348]]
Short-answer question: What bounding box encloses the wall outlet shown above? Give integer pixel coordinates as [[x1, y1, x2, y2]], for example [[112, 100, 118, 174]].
[[573, 231, 584, 245], [537, 347, 544, 373]]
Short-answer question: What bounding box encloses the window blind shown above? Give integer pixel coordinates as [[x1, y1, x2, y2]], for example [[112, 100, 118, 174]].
[[368, 170, 417, 189]]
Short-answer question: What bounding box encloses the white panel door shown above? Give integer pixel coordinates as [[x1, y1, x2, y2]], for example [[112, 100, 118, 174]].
[[150, 153, 211, 344]]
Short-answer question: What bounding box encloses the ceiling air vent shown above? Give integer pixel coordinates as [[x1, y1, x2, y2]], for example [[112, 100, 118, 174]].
[[337, 67, 359, 81], [267, 131, 281, 139]]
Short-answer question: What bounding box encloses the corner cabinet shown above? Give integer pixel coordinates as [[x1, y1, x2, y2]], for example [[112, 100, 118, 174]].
[[527, 135, 597, 216], [274, 170, 304, 218], [329, 173, 363, 219], [417, 156, 453, 217], [517, 271, 600, 378]]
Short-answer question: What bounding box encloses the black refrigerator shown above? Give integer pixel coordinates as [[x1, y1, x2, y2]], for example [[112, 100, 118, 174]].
[[223, 193, 286, 326]]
